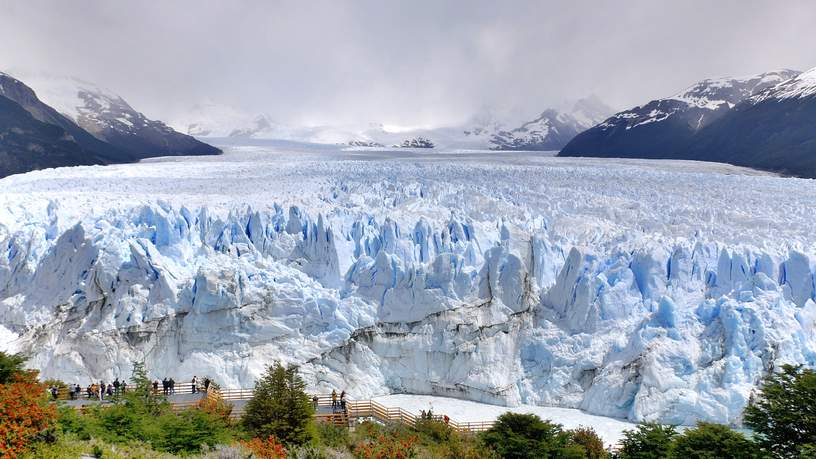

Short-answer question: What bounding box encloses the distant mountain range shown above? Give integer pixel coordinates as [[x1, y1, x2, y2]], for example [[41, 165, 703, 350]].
[[560, 68, 816, 177], [488, 96, 613, 150], [172, 97, 613, 151], [0, 73, 220, 178]]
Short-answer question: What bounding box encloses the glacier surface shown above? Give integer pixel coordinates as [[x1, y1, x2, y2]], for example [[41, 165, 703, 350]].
[[0, 145, 815, 425]]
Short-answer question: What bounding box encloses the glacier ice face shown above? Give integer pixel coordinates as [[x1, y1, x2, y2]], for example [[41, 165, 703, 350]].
[[0, 147, 815, 425]]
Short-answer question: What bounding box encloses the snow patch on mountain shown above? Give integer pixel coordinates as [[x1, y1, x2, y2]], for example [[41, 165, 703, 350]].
[[596, 70, 799, 133], [752, 66, 816, 103]]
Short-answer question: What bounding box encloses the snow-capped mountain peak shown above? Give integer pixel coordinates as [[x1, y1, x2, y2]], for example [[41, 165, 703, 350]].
[[20, 73, 220, 159], [669, 70, 799, 110], [751, 66, 816, 103], [488, 97, 613, 151], [594, 69, 800, 133]]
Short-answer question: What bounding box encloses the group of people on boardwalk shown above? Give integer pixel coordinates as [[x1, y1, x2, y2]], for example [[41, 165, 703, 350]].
[[158, 377, 177, 395], [154, 375, 211, 395], [50, 378, 129, 401], [328, 389, 347, 413], [47, 375, 215, 401]]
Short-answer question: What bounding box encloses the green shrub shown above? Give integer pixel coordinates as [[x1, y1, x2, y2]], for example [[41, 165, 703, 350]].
[[0, 351, 26, 384], [150, 409, 233, 454], [744, 364, 816, 458], [55, 405, 92, 441], [670, 422, 759, 459], [316, 420, 350, 448], [480, 412, 574, 459], [617, 422, 677, 459], [414, 418, 453, 443]]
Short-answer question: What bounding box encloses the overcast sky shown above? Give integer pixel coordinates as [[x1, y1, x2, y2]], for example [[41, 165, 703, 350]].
[[1, 0, 815, 127]]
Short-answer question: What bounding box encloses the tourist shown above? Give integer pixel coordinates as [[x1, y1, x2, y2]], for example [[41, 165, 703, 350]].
[[152, 380, 159, 394], [312, 395, 319, 410], [106, 384, 113, 397], [121, 381, 127, 394], [331, 389, 338, 410], [86, 384, 93, 399], [203, 377, 210, 392], [169, 378, 175, 394], [113, 378, 120, 395], [162, 377, 169, 395], [340, 391, 347, 412], [191, 375, 198, 394]]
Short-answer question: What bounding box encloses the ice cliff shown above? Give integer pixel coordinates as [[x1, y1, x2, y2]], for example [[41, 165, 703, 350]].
[[1, 199, 814, 426]]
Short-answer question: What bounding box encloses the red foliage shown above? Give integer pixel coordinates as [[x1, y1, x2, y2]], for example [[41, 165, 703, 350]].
[[196, 395, 233, 422], [355, 432, 418, 459], [0, 371, 58, 458], [240, 435, 287, 459]]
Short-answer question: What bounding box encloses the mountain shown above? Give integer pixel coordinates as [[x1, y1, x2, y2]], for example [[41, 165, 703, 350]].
[[0, 93, 101, 177], [0, 73, 133, 163], [489, 97, 613, 150], [559, 70, 799, 160], [171, 101, 606, 150], [23, 75, 221, 159], [685, 67, 816, 176]]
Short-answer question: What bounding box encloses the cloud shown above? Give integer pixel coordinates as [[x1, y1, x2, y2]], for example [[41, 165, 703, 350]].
[[1, 0, 814, 127]]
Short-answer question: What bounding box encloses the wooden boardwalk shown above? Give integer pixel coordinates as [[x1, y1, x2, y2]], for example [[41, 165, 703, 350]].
[[54, 383, 496, 433]]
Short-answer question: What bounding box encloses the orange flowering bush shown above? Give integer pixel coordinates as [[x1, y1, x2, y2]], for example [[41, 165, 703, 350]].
[[0, 371, 58, 458], [239, 435, 287, 459], [354, 431, 418, 459], [196, 395, 233, 422]]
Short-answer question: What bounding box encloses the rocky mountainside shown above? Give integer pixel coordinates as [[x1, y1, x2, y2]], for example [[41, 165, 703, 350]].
[[559, 70, 800, 160], [23, 75, 220, 159], [489, 97, 613, 151], [0, 73, 133, 163], [685, 67, 816, 177], [0, 93, 101, 177]]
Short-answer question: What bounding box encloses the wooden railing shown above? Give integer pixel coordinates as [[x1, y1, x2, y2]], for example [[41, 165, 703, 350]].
[[54, 383, 497, 433], [46, 381, 210, 401]]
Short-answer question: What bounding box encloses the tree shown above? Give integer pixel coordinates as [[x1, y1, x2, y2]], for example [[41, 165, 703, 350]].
[[480, 412, 574, 459], [744, 364, 816, 458], [0, 369, 58, 457], [0, 352, 26, 384], [617, 422, 677, 459], [242, 361, 315, 446], [569, 426, 607, 459], [671, 422, 759, 459]]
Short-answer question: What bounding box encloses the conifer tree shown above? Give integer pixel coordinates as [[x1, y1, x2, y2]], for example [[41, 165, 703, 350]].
[[242, 361, 315, 446]]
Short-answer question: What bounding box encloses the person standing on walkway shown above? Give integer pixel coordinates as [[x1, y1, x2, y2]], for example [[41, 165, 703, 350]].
[[169, 378, 175, 395], [162, 377, 169, 395], [191, 375, 198, 394], [340, 391, 347, 413], [331, 389, 338, 410], [113, 378, 120, 395], [152, 380, 159, 394], [203, 377, 210, 392]]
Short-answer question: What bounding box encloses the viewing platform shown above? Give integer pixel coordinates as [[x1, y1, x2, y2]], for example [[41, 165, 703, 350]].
[[52, 383, 496, 433]]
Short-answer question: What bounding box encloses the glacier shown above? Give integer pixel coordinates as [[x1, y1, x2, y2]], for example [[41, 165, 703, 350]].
[[0, 145, 815, 426]]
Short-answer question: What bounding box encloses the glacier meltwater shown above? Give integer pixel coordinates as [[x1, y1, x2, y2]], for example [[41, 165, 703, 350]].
[[0, 144, 815, 426]]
